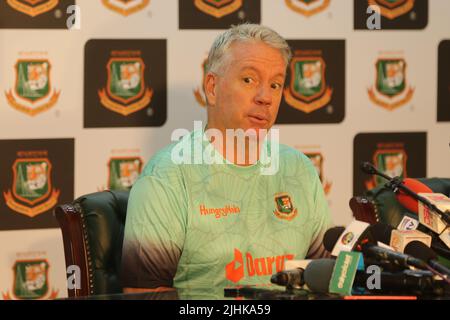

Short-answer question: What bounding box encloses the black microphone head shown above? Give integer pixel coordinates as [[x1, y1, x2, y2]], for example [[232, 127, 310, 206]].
[[404, 241, 437, 262], [303, 259, 335, 294], [368, 223, 394, 245], [323, 226, 345, 252], [270, 272, 289, 286], [360, 162, 377, 175]]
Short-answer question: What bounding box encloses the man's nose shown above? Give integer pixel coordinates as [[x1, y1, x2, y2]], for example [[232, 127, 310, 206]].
[[255, 84, 272, 106]]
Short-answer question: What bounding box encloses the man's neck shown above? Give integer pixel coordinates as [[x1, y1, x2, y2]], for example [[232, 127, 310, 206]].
[[204, 124, 265, 166]]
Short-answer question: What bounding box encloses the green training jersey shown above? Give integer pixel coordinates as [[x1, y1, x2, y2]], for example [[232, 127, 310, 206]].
[[121, 129, 332, 290]]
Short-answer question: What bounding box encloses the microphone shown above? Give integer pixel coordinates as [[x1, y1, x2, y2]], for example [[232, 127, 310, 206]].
[[369, 222, 432, 252], [396, 178, 433, 213], [359, 163, 450, 226], [270, 268, 305, 289], [404, 241, 450, 278], [360, 161, 379, 176], [324, 222, 428, 270], [303, 258, 448, 296], [302, 259, 335, 294]]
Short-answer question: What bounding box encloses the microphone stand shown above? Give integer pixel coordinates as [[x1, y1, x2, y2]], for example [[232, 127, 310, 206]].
[[361, 162, 450, 225]]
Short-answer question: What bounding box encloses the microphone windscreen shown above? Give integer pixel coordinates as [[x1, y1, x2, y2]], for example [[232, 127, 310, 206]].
[[396, 178, 433, 214], [368, 223, 394, 245], [404, 241, 438, 262], [360, 162, 377, 175], [303, 259, 335, 294], [323, 226, 345, 252]]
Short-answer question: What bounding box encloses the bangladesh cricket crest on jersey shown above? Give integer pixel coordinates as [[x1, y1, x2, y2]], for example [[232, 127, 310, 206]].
[[108, 157, 143, 190], [194, 0, 243, 18], [368, 58, 414, 111], [285, 0, 330, 17], [102, 0, 150, 16], [6, 0, 59, 17], [368, 0, 415, 20], [273, 193, 298, 221], [98, 51, 153, 116], [193, 58, 208, 107], [305, 152, 332, 195], [5, 59, 60, 116], [365, 148, 407, 190], [3, 157, 60, 218], [284, 50, 333, 113]]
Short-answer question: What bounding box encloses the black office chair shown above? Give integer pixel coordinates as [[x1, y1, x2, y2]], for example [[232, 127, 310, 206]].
[[54, 190, 129, 297]]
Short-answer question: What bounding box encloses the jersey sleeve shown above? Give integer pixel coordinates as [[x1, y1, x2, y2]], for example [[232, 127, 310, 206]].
[[121, 173, 187, 289]]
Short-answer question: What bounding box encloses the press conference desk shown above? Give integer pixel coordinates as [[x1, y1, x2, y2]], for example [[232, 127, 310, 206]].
[[66, 287, 450, 300]]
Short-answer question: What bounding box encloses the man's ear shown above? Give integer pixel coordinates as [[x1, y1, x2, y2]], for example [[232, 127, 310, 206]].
[[204, 72, 217, 107]]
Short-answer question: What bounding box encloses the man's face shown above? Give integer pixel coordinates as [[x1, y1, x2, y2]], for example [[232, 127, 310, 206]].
[[205, 41, 287, 134]]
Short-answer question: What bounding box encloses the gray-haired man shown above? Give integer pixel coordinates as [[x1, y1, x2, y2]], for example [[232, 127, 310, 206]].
[[121, 24, 332, 292]]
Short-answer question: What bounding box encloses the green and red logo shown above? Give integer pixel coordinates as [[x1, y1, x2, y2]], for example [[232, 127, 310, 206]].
[[98, 53, 153, 116], [273, 192, 298, 221], [5, 59, 60, 116], [3, 157, 60, 218], [284, 50, 333, 114], [2, 259, 58, 300], [107, 157, 143, 191], [368, 58, 414, 110]]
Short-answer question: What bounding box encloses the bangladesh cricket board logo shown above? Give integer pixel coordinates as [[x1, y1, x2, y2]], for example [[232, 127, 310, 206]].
[[6, 0, 59, 17], [285, 0, 330, 17], [194, 0, 243, 18], [3, 158, 60, 218], [2, 260, 58, 300], [98, 56, 153, 116], [5, 59, 60, 116], [273, 193, 298, 221], [365, 149, 407, 190], [368, 0, 415, 20], [102, 0, 150, 16], [305, 152, 332, 195], [284, 51, 333, 113], [368, 58, 414, 111], [108, 157, 143, 190], [193, 58, 208, 107]]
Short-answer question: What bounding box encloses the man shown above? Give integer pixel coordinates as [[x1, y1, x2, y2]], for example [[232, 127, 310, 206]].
[[121, 24, 333, 292]]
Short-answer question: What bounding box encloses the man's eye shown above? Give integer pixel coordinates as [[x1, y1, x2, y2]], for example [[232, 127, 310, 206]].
[[243, 77, 253, 84], [271, 83, 282, 90]]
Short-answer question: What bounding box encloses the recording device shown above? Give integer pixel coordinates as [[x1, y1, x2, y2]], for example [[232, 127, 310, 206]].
[[323, 222, 428, 270], [270, 268, 305, 289], [371, 222, 450, 279], [359, 162, 450, 225], [359, 163, 450, 258], [302, 258, 448, 296], [404, 241, 450, 278]]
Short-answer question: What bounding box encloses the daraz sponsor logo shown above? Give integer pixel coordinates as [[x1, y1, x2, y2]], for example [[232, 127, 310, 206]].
[[225, 248, 294, 283]]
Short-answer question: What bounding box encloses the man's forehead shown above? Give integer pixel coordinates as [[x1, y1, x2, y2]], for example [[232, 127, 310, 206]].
[[239, 63, 286, 78]]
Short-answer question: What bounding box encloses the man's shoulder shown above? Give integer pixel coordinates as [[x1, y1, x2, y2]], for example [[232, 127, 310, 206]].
[[140, 130, 199, 180], [278, 143, 310, 164], [274, 143, 317, 177]]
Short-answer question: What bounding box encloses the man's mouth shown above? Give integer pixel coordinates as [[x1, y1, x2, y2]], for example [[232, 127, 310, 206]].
[[248, 114, 269, 125]]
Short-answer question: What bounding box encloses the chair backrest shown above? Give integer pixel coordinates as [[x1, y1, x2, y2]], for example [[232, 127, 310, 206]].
[[54, 190, 129, 297]]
